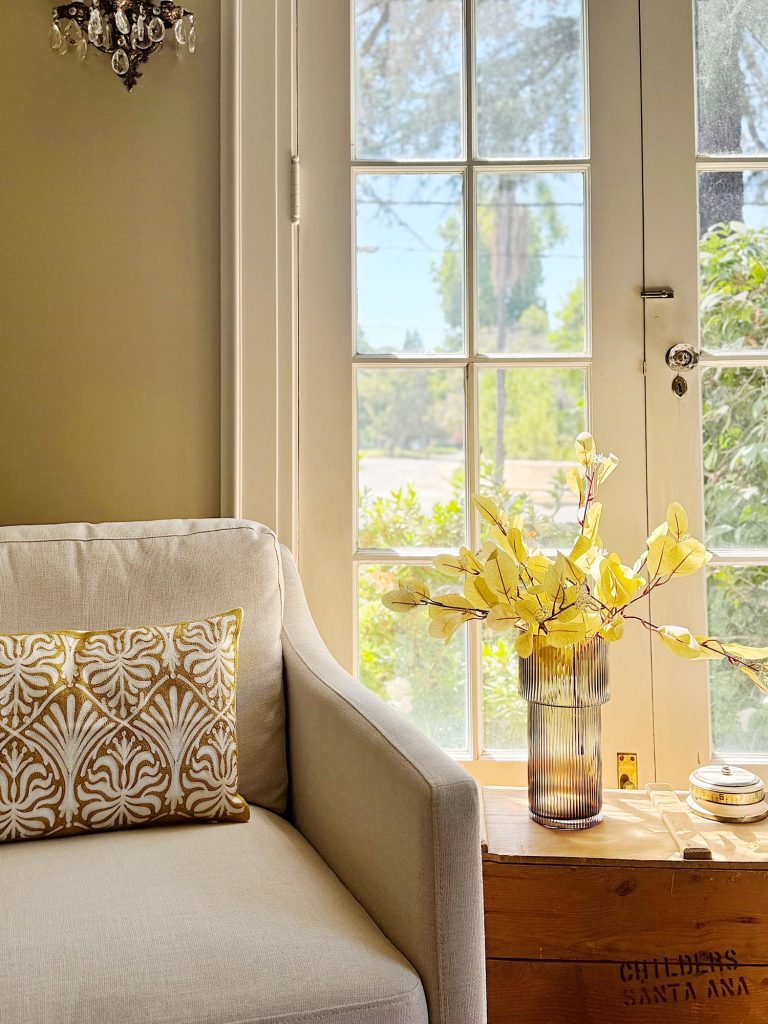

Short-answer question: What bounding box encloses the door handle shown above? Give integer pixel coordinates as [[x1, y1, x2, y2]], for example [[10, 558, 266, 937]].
[[665, 343, 700, 371], [665, 344, 699, 397]]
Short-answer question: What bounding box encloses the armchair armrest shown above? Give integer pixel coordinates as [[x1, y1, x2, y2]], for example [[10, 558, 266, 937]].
[[280, 547, 486, 1024]]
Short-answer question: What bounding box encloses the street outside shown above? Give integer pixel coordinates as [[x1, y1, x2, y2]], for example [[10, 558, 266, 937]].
[[359, 454, 579, 520]]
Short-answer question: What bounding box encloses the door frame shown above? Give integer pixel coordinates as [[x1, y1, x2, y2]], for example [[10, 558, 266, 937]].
[[220, 0, 298, 544]]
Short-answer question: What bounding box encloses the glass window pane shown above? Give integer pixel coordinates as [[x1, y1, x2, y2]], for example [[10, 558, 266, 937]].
[[356, 173, 465, 355], [699, 172, 768, 353], [476, 172, 586, 355], [695, 0, 768, 157], [708, 565, 768, 754], [358, 368, 466, 548], [358, 564, 469, 749], [703, 366, 768, 550], [354, 0, 464, 160], [477, 367, 587, 548], [475, 0, 586, 159], [483, 639, 527, 753]]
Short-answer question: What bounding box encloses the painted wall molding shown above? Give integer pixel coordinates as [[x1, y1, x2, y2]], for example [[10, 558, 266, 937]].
[[220, 0, 296, 543]]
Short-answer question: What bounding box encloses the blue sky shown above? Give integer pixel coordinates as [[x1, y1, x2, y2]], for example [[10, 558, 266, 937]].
[[355, 170, 585, 353]]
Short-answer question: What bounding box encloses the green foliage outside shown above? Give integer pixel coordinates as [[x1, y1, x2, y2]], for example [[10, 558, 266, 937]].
[[358, 564, 470, 749], [357, 512, 527, 753], [358, 450, 562, 750], [357, 368, 465, 459], [700, 223, 768, 752], [708, 567, 768, 753], [700, 224, 768, 550], [700, 223, 768, 352]]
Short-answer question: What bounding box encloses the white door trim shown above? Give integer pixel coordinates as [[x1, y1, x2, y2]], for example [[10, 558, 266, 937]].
[[220, 0, 297, 543]]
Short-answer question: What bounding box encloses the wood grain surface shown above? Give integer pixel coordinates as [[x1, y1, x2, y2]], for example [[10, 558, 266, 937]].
[[483, 788, 768, 1023], [484, 861, 768, 961], [482, 787, 768, 866], [487, 959, 768, 1024]]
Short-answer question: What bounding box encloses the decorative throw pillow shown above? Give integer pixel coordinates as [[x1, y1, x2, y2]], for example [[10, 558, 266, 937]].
[[0, 609, 250, 843]]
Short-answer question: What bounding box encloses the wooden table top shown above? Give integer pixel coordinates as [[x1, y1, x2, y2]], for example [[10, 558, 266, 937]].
[[481, 786, 768, 868]]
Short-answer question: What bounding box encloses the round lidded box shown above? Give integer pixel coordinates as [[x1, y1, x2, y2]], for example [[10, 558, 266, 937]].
[[687, 764, 768, 823]]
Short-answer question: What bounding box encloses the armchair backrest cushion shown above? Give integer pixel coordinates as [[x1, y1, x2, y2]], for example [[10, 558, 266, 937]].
[[0, 519, 286, 813]]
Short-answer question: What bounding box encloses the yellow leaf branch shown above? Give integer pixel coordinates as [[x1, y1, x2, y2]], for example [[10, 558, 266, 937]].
[[381, 433, 768, 690]]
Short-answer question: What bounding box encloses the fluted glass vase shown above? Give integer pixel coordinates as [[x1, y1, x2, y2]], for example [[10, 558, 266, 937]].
[[519, 637, 609, 830]]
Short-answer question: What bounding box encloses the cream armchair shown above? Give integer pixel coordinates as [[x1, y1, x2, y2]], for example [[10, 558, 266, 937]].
[[0, 519, 486, 1024]]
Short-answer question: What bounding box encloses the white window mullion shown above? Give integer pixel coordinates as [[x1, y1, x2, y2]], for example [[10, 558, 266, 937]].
[[466, 360, 483, 762], [464, 0, 481, 759]]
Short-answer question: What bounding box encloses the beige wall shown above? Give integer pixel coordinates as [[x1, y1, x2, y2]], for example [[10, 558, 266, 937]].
[[0, 1, 221, 525]]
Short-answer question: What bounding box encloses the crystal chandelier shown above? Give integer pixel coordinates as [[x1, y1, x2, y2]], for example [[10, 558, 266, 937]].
[[49, 2, 196, 91]]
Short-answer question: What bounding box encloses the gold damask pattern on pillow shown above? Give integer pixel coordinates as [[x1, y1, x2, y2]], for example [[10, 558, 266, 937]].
[[0, 610, 249, 843]]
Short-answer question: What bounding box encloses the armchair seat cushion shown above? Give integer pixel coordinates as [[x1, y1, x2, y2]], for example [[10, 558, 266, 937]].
[[0, 811, 428, 1024]]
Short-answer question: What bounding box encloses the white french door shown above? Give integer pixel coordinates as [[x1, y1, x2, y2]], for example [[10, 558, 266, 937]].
[[297, 0, 656, 786], [643, 0, 768, 783]]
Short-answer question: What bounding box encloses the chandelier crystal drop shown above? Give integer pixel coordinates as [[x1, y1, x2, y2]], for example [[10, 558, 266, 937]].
[[114, 8, 130, 34], [111, 46, 129, 75], [50, 2, 196, 91], [48, 22, 63, 50]]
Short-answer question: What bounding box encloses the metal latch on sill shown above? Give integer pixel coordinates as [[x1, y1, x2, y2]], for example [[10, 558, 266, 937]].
[[617, 752, 638, 790]]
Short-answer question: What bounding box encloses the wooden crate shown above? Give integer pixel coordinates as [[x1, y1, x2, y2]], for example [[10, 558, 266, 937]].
[[482, 787, 768, 1023]]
